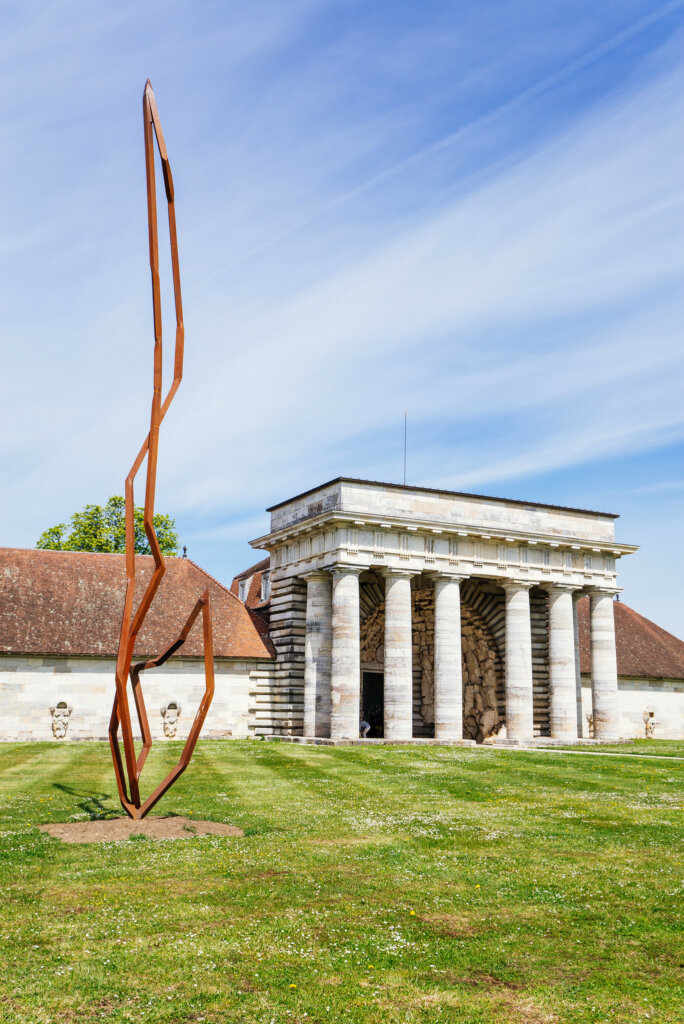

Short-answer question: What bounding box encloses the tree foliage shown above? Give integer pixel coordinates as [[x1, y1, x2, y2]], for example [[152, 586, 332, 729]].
[[36, 496, 179, 556]]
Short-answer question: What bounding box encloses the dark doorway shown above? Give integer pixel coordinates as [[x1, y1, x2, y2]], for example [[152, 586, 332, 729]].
[[362, 672, 384, 738]]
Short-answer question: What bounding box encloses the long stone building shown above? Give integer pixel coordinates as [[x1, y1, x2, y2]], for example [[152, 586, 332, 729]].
[[2, 477, 684, 742]]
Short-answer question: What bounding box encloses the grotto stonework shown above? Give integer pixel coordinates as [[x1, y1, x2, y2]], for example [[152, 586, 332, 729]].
[[360, 586, 504, 742]]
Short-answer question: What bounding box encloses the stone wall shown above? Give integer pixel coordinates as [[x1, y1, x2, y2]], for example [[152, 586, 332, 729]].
[[0, 654, 274, 741], [256, 574, 306, 735], [359, 579, 554, 741], [581, 675, 684, 739], [360, 583, 505, 742]]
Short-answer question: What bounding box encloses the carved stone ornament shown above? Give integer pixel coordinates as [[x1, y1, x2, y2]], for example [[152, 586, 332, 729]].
[[642, 709, 657, 739], [50, 701, 73, 739], [160, 701, 182, 738]]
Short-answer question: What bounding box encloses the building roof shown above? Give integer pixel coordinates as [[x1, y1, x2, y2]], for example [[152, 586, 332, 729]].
[[0, 548, 275, 660], [231, 557, 269, 583], [230, 560, 269, 611], [266, 476, 619, 519], [577, 597, 684, 680]]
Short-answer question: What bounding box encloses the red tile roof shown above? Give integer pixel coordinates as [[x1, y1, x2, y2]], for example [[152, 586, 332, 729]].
[[0, 548, 274, 660], [577, 596, 684, 680]]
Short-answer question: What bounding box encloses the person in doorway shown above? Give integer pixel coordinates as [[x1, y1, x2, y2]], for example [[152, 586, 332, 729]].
[[359, 719, 371, 738]]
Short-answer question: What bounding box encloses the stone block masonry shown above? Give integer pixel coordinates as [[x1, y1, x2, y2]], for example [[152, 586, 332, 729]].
[[253, 575, 306, 736], [0, 654, 273, 741]]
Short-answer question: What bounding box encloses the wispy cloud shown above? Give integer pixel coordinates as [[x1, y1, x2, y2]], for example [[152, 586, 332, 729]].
[[0, 1, 682, 630]]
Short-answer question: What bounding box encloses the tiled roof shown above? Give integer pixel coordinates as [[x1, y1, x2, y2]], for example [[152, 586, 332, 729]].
[[231, 560, 269, 611], [0, 548, 275, 660], [577, 597, 684, 680], [232, 557, 269, 582]]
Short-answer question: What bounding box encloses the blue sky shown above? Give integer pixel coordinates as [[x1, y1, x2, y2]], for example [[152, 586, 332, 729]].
[[1, 1, 682, 636]]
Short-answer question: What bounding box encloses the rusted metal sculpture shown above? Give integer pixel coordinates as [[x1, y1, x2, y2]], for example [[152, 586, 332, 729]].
[[109, 80, 215, 820]]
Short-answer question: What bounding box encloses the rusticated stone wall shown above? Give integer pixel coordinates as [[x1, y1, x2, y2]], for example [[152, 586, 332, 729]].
[[360, 584, 505, 742]]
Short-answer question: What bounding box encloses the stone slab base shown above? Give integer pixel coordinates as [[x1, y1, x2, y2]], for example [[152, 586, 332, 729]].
[[264, 735, 635, 749], [263, 735, 477, 747], [482, 737, 635, 747]]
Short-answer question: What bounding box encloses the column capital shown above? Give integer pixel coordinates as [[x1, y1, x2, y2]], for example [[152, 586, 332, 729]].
[[380, 567, 418, 579], [542, 582, 582, 594], [587, 586, 621, 598], [330, 564, 367, 577], [428, 570, 467, 582], [501, 578, 534, 592], [300, 569, 331, 583]]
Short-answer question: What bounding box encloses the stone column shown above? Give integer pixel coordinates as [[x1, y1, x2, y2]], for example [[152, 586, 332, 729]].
[[330, 567, 363, 740], [383, 570, 414, 740], [303, 572, 332, 738], [547, 585, 579, 740], [590, 590, 621, 741], [503, 582, 534, 742], [572, 593, 583, 738], [433, 574, 464, 740]]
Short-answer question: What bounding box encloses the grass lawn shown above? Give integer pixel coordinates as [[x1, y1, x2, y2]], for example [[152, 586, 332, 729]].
[[0, 740, 682, 1024], [541, 740, 684, 758]]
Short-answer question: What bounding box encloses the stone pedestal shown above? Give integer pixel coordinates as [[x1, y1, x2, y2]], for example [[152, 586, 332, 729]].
[[503, 582, 534, 741], [590, 590, 620, 741], [383, 570, 414, 740], [303, 572, 332, 737], [547, 586, 578, 740], [433, 575, 463, 740], [330, 567, 362, 740]]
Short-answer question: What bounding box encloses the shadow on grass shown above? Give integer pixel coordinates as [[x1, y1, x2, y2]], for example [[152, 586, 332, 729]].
[[51, 782, 120, 820]]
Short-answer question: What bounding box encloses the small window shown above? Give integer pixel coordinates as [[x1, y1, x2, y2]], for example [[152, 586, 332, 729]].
[[564, 552, 573, 569], [238, 578, 249, 602], [604, 556, 615, 572], [260, 572, 271, 602], [497, 544, 506, 563], [474, 541, 484, 561], [542, 549, 550, 567], [449, 538, 459, 559], [584, 554, 592, 570], [520, 546, 529, 564], [400, 534, 410, 553], [424, 536, 434, 555]]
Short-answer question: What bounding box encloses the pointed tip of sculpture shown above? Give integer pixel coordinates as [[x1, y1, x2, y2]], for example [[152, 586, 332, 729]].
[[144, 78, 154, 98]]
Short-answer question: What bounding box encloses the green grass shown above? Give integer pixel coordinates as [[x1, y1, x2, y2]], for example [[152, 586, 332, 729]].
[[0, 740, 682, 1024], [544, 739, 684, 758]]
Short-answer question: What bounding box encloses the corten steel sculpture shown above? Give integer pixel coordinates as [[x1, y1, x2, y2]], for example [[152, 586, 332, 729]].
[[109, 81, 215, 820]]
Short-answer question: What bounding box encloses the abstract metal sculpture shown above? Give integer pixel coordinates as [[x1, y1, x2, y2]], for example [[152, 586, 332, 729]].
[[109, 81, 215, 820]]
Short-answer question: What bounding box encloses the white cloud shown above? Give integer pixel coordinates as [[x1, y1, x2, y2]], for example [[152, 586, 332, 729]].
[[0, 4, 682, 642]]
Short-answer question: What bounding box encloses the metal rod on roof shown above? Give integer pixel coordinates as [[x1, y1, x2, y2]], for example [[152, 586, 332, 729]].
[[403, 410, 407, 486]]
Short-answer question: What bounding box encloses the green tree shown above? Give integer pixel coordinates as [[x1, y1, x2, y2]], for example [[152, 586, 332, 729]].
[[36, 496, 179, 556]]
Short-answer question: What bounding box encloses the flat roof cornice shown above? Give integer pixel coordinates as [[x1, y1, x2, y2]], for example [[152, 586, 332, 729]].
[[266, 476, 619, 520]]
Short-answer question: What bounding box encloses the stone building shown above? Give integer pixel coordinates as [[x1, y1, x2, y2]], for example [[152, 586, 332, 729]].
[[241, 477, 684, 742], [0, 549, 274, 742], [2, 477, 684, 742]]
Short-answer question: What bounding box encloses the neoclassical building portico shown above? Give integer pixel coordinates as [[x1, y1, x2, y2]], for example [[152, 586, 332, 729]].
[[250, 478, 638, 743]]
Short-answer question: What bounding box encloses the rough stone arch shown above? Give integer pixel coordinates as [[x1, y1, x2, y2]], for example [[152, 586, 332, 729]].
[[359, 581, 505, 742]]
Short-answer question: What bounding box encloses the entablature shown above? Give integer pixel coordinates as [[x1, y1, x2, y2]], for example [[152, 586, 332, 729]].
[[250, 509, 637, 590]]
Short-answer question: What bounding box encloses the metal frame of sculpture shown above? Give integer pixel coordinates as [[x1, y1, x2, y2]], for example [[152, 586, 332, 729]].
[[109, 80, 215, 820]]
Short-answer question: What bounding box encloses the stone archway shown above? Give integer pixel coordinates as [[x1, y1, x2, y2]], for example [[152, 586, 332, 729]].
[[360, 584, 504, 742]]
